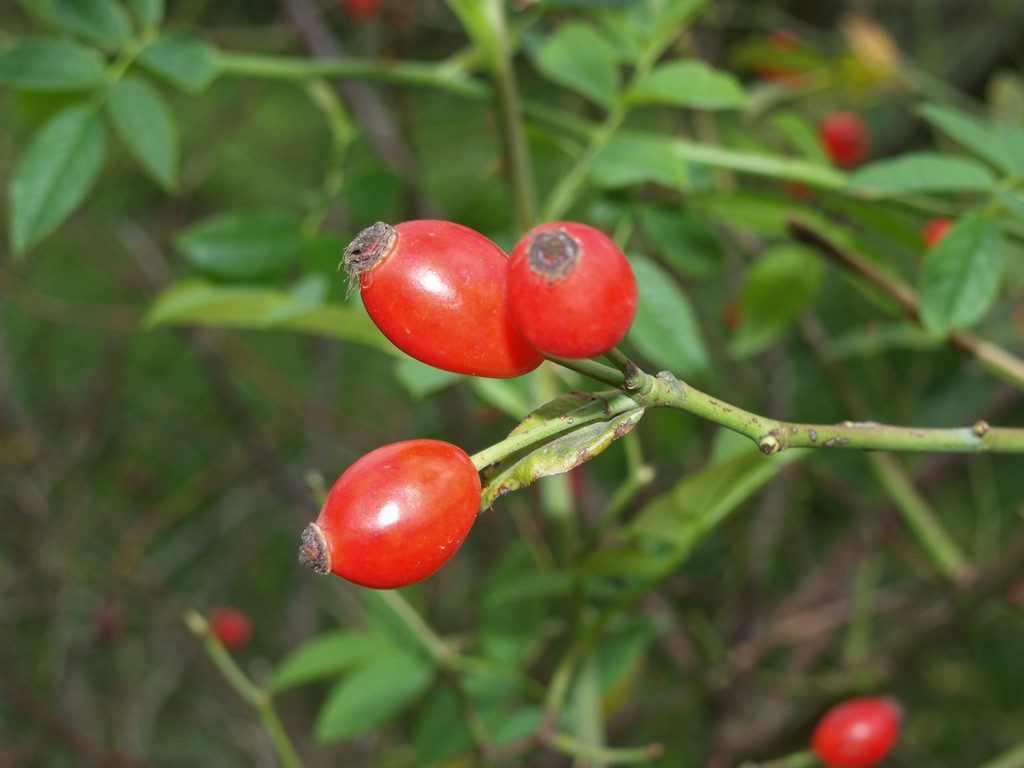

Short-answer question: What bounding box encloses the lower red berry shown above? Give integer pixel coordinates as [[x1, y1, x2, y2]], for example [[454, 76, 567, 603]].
[[819, 112, 871, 168], [505, 222, 638, 359], [208, 607, 253, 652], [299, 439, 481, 589], [811, 696, 902, 768]]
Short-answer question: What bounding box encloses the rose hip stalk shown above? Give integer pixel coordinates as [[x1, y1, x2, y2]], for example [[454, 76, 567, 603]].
[[343, 220, 543, 378]]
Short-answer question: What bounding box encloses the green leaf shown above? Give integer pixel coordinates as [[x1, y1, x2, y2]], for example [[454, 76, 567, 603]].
[[314, 650, 434, 743], [627, 256, 709, 376], [269, 631, 391, 692], [918, 215, 1005, 336], [918, 102, 1024, 177], [9, 105, 106, 255], [176, 210, 305, 279], [591, 134, 689, 190], [626, 59, 746, 110], [145, 280, 390, 350], [480, 543, 550, 666], [533, 22, 620, 107], [480, 391, 644, 509], [125, 0, 164, 29], [0, 40, 106, 91], [847, 152, 995, 196], [393, 357, 464, 399], [769, 110, 829, 163], [729, 244, 823, 358], [137, 33, 218, 93], [106, 75, 178, 190], [628, 444, 805, 552], [637, 204, 723, 277], [50, 0, 132, 49]]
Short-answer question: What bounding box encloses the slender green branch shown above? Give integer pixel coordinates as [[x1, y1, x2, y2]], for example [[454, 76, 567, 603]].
[[979, 741, 1024, 768], [373, 589, 450, 664], [184, 611, 306, 768], [213, 50, 486, 97], [545, 732, 664, 765], [546, 356, 625, 388], [788, 215, 1024, 392], [637, 371, 1024, 454]]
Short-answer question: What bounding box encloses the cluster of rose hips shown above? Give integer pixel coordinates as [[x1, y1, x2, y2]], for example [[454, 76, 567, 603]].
[[298, 219, 638, 589]]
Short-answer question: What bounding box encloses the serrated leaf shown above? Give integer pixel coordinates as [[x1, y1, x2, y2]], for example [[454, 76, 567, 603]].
[[9, 105, 106, 255], [0, 40, 106, 91], [314, 651, 434, 743], [918, 215, 1005, 335], [145, 280, 390, 349], [628, 445, 805, 551], [627, 59, 746, 110], [51, 0, 132, 49], [480, 391, 644, 509], [918, 102, 1024, 177], [106, 75, 178, 190], [137, 33, 217, 93], [729, 244, 823, 358], [270, 631, 391, 692], [176, 210, 304, 278], [591, 134, 689, 190], [533, 22, 619, 107], [628, 256, 709, 376], [848, 152, 995, 196], [125, 0, 164, 29], [637, 204, 723, 276]]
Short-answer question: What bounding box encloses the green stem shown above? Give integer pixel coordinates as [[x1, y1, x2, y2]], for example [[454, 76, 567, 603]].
[[979, 742, 1024, 768], [373, 589, 450, 664], [446, 0, 535, 230], [869, 453, 970, 581], [736, 751, 818, 768], [184, 611, 306, 768], [213, 50, 486, 97], [546, 732, 663, 765], [469, 389, 640, 471], [547, 356, 625, 388]]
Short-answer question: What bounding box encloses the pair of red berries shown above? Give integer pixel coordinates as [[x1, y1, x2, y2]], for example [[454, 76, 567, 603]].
[[301, 220, 637, 589], [343, 219, 638, 376]]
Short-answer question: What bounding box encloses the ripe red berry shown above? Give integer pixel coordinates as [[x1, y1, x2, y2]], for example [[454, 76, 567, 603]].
[[505, 222, 638, 359], [819, 112, 871, 168], [921, 217, 952, 248], [811, 697, 902, 768], [299, 439, 481, 589], [341, 0, 381, 22], [208, 607, 253, 652], [343, 220, 544, 378]]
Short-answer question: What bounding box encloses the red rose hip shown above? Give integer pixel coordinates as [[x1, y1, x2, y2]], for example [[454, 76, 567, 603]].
[[208, 607, 253, 652], [819, 112, 871, 168], [343, 220, 543, 378], [506, 222, 637, 358], [299, 439, 481, 589], [811, 696, 902, 767]]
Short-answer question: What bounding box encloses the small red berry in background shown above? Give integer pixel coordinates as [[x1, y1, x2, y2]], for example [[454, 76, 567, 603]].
[[921, 217, 952, 248], [299, 439, 481, 589], [505, 222, 638, 359], [758, 29, 805, 87], [208, 607, 253, 652], [344, 220, 543, 378], [340, 0, 381, 22], [811, 696, 902, 767], [819, 112, 871, 168]]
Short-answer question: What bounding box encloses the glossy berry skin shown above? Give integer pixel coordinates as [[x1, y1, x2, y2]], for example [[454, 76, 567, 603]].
[[819, 112, 871, 168], [341, 0, 381, 21], [344, 220, 543, 378], [299, 440, 481, 589], [506, 222, 637, 359], [922, 217, 952, 248], [811, 697, 901, 768], [208, 607, 253, 652]]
